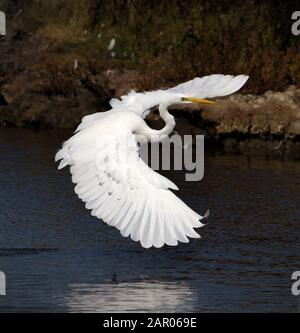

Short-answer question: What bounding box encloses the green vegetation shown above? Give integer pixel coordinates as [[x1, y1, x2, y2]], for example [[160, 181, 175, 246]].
[[1, 0, 300, 93]]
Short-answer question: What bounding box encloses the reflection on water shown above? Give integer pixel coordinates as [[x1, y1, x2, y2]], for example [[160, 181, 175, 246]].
[[0, 128, 300, 312], [65, 281, 194, 313]]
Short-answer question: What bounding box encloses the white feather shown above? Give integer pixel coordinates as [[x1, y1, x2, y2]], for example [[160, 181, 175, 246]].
[[56, 74, 248, 248]]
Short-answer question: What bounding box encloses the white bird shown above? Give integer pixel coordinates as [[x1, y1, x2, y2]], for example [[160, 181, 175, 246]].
[[55, 74, 248, 248], [108, 38, 116, 51]]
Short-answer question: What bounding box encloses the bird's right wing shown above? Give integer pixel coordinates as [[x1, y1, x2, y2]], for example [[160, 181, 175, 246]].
[[109, 74, 248, 118], [55, 112, 204, 248]]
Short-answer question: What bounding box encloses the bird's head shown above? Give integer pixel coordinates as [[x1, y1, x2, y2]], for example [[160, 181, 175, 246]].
[[158, 95, 217, 115], [161, 95, 217, 109], [180, 96, 216, 105]]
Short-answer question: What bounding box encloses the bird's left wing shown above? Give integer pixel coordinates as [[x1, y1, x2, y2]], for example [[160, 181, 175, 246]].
[[55, 114, 204, 248]]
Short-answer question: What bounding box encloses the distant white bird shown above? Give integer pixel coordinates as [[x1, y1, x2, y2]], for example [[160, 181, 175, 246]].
[[55, 74, 248, 248], [108, 38, 116, 51], [73, 59, 79, 70]]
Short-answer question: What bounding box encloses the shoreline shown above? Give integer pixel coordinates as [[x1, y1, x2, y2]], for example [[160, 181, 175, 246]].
[[1, 82, 300, 159]]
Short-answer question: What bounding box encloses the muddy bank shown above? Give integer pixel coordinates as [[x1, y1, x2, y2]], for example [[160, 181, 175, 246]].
[[165, 86, 300, 159], [0, 39, 300, 158], [1, 60, 300, 158]]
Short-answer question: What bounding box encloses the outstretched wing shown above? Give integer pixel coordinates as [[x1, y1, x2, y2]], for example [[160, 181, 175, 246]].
[[55, 112, 204, 248], [168, 74, 248, 98], [110, 74, 248, 118]]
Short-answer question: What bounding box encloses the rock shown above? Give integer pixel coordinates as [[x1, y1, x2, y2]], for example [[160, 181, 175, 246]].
[[165, 89, 300, 158]]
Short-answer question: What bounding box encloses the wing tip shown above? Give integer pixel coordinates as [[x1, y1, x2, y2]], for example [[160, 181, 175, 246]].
[[58, 159, 68, 170]]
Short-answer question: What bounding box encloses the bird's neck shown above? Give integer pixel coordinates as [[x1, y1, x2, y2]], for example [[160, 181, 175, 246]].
[[157, 103, 176, 137], [159, 102, 173, 118], [134, 103, 176, 143], [159, 103, 175, 129]]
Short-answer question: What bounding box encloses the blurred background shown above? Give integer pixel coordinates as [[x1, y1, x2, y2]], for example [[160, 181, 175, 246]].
[[0, 0, 300, 313], [1, 0, 300, 157]]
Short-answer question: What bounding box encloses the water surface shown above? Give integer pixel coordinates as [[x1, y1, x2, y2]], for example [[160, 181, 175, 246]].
[[0, 129, 299, 312]]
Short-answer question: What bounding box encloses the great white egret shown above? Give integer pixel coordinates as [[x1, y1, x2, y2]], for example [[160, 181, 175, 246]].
[[55, 74, 248, 248]]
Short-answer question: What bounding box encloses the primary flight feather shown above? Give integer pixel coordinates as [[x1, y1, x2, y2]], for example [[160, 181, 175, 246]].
[[55, 74, 248, 248]]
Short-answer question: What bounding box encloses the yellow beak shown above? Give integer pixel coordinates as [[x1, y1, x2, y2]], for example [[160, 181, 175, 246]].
[[181, 97, 216, 105]]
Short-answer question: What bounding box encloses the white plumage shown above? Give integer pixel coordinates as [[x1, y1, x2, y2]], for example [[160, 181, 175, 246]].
[[56, 74, 248, 248]]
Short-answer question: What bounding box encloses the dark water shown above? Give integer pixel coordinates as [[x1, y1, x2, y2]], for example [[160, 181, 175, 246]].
[[0, 128, 300, 313]]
